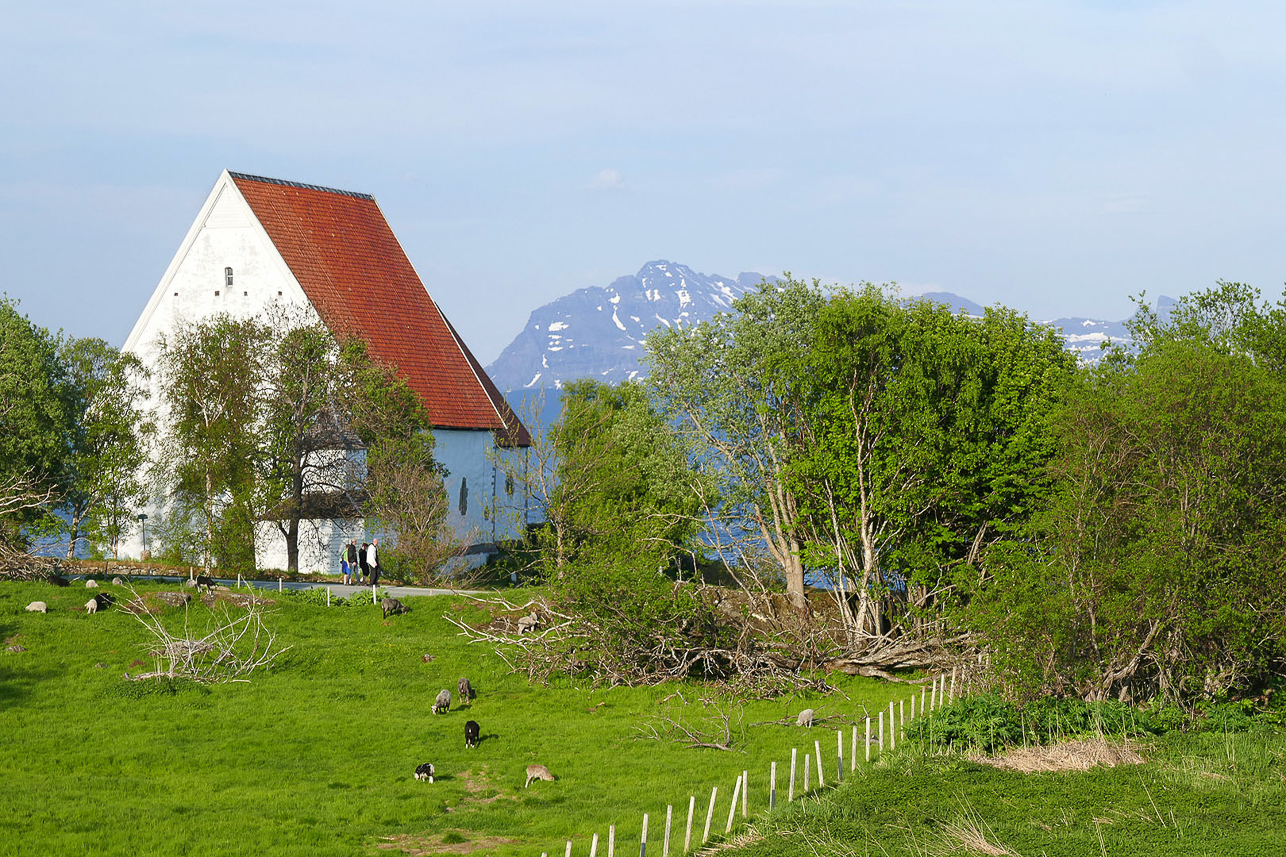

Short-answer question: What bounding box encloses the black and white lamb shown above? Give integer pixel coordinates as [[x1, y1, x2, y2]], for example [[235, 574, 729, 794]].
[[414, 763, 435, 782], [464, 720, 480, 749]]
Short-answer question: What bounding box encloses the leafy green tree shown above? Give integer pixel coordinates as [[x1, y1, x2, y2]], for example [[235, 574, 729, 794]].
[[0, 296, 68, 547], [155, 314, 269, 570], [543, 379, 706, 570], [976, 306, 1286, 703], [789, 289, 1074, 642], [57, 337, 151, 558], [647, 278, 826, 606]]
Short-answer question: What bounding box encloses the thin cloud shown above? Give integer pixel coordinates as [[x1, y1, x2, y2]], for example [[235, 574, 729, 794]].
[[588, 168, 626, 191]]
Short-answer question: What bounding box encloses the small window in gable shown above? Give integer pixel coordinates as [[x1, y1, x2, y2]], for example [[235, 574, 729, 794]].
[[458, 477, 468, 516], [224, 267, 234, 287]]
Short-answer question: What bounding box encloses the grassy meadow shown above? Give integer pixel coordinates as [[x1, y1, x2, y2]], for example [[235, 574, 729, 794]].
[[1, 578, 903, 857], [724, 730, 1286, 857]]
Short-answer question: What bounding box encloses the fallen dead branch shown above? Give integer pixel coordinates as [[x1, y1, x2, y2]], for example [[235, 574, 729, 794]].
[[122, 585, 291, 683]]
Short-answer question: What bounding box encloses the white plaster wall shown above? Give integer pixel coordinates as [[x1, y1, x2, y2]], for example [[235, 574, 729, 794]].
[[117, 172, 530, 572]]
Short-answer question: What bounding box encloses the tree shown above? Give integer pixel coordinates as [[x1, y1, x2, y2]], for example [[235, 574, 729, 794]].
[[788, 290, 1074, 645], [0, 296, 68, 547], [975, 294, 1286, 703], [258, 311, 366, 572], [646, 278, 827, 606], [155, 314, 269, 570], [57, 337, 151, 558], [545, 379, 706, 569], [363, 432, 459, 582]]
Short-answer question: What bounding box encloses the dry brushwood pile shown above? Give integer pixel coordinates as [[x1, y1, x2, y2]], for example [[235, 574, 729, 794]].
[[0, 545, 63, 581], [444, 585, 960, 698], [121, 586, 290, 683]]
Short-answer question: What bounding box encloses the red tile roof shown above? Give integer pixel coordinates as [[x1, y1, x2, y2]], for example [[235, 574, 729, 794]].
[[231, 172, 529, 447]]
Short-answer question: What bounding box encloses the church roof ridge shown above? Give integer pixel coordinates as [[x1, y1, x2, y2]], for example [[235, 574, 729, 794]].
[[227, 171, 375, 201]]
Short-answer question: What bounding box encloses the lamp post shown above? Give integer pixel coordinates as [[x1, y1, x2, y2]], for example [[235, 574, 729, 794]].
[[137, 513, 148, 560]]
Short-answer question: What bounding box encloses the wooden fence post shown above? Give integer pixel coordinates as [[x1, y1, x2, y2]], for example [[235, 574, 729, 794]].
[[921, 684, 928, 716], [566, 842, 573, 857], [725, 776, 741, 833], [591, 833, 599, 857], [640, 813, 649, 857], [803, 751, 810, 793], [836, 729, 843, 783], [685, 796, 695, 853], [889, 701, 896, 751], [878, 711, 884, 755], [789, 748, 797, 802], [703, 788, 717, 843], [770, 761, 777, 810], [664, 804, 672, 857], [899, 699, 905, 741], [950, 667, 957, 701], [851, 724, 857, 772], [814, 739, 825, 788], [609, 825, 616, 857], [741, 769, 748, 817], [865, 717, 872, 762], [326, 586, 331, 607]]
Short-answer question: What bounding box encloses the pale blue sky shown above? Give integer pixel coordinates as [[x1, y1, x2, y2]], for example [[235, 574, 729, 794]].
[[4, 1, 1285, 363]]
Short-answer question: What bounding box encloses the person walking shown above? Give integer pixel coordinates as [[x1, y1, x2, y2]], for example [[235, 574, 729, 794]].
[[358, 542, 369, 583], [369, 538, 381, 586], [340, 551, 351, 585], [346, 539, 358, 584]]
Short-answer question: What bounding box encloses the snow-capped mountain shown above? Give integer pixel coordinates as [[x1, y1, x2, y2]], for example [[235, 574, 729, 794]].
[[488, 261, 1169, 392], [486, 261, 776, 391]]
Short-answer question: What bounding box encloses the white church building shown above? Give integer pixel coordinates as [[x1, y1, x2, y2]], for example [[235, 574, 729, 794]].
[[122, 170, 530, 573]]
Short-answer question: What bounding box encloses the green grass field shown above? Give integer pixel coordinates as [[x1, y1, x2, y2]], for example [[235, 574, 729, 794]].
[[1, 579, 905, 857], [4, 579, 1284, 857]]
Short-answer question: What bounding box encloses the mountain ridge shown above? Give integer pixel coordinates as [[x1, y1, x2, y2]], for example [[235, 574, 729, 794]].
[[486, 261, 1163, 392]]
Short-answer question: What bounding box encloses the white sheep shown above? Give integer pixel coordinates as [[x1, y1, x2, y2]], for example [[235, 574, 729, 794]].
[[85, 597, 99, 615], [516, 612, 539, 634], [796, 708, 815, 727], [85, 579, 98, 589], [433, 689, 451, 714], [26, 601, 47, 614], [112, 577, 125, 586]]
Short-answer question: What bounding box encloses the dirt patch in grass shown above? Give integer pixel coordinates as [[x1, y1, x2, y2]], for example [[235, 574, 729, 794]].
[[973, 738, 1144, 774], [453, 765, 515, 806], [378, 832, 521, 856]]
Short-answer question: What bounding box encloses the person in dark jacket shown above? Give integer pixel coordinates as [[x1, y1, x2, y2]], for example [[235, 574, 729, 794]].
[[358, 543, 370, 583]]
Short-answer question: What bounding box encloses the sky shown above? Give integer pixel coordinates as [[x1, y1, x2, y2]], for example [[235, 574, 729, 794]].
[[4, 1, 1286, 364]]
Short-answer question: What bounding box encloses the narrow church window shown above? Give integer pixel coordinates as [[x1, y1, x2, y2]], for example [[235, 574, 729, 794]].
[[505, 472, 515, 497], [225, 267, 234, 287], [458, 478, 468, 516], [215, 290, 221, 296]]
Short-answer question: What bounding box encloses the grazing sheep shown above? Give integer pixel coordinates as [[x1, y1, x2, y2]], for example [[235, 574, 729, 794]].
[[464, 720, 480, 749], [525, 764, 554, 787], [381, 597, 406, 619], [414, 763, 435, 782], [457, 677, 473, 701], [85, 579, 99, 589], [112, 577, 125, 586], [195, 575, 216, 592], [433, 689, 451, 714], [85, 597, 99, 615], [796, 708, 815, 728], [26, 601, 47, 614], [516, 612, 539, 634], [48, 575, 70, 587], [93, 593, 113, 611]]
